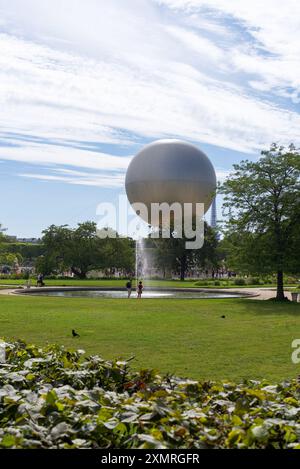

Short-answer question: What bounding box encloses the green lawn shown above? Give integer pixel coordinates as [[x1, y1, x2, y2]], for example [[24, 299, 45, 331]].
[[1, 293, 300, 381], [0, 278, 295, 289], [0, 278, 196, 288]]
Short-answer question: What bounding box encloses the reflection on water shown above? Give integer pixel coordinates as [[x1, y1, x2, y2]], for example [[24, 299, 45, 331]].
[[31, 290, 242, 299]]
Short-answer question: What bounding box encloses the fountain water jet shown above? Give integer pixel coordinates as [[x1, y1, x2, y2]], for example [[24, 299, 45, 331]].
[[135, 238, 150, 287]]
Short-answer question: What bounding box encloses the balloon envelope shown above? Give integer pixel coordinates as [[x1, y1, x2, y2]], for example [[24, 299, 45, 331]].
[[125, 139, 216, 225]]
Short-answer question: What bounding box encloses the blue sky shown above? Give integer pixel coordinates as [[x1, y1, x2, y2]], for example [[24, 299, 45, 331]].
[[0, 0, 300, 237]]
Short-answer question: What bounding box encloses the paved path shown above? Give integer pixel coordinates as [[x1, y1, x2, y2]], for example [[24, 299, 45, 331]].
[[231, 287, 293, 301], [0, 287, 20, 295]]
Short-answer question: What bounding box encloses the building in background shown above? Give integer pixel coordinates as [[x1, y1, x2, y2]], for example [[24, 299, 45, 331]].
[[6, 236, 40, 244]]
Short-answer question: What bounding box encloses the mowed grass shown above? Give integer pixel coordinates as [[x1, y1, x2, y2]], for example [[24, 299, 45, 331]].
[[0, 279, 196, 288], [0, 278, 292, 289], [0, 294, 300, 381]]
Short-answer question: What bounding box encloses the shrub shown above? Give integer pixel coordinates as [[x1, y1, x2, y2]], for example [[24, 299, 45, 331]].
[[0, 273, 27, 280], [261, 277, 273, 285], [1, 340, 300, 449], [247, 277, 261, 285], [234, 278, 246, 286]]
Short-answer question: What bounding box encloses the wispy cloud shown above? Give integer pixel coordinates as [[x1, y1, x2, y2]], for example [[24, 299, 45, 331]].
[[165, 25, 222, 61], [0, 0, 300, 187], [19, 170, 125, 188], [0, 138, 130, 171], [155, 0, 300, 101], [19, 166, 229, 189], [215, 169, 231, 183]]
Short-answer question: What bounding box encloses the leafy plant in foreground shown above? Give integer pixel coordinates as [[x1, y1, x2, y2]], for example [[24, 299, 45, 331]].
[[1, 340, 300, 449]]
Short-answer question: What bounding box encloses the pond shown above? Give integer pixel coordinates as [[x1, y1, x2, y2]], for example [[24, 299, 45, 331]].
[[27, 289, 245, 299]]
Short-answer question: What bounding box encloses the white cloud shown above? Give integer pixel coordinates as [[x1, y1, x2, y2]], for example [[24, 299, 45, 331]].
[[0, 0, 300, 183], [0, 139, 130, 171], [155, 0, 300, 99], [165, 25, 222, 61], [18, 166, 229, 188], [19, 171, 125, 188], [1, 31, 300, 157], [215, 169, 230, 183]]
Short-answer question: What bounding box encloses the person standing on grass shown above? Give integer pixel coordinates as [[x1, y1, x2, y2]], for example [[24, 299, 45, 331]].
[[126, 279, 132, 298], [37, 273, 45, 287], [137, 280, 143, 299]]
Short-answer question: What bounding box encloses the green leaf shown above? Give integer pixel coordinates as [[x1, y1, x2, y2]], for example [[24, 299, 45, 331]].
[[251, 425, 269, 441], [1, 434, 16, 448]]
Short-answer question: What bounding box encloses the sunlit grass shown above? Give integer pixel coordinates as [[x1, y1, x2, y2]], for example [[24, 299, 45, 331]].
[[0, 294, 300, 381]]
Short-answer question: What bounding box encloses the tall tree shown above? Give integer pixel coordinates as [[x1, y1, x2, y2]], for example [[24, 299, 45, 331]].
[[0, 224, 7, 242], [153, 222, 219, 280], [40, 222, 101, 278], [100, 235, 135, 275], [220, 143, 300, 300], [39, 222, 134, 278]]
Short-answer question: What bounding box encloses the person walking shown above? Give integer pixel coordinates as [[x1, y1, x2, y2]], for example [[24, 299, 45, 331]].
[[126, 279, 132, 298], [137, 280, 143, 299]]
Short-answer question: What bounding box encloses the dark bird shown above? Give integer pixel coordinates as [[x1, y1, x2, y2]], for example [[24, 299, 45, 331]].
[[221, 315, 226, 319], [72, 329, 80, 338]]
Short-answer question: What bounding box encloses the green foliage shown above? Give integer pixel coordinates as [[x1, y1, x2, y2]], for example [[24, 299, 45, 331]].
[[194, 280, 209, 286], [153, 223, 219, 281], [1, 340, 300, 449], [220, 143, 300, 300], [39, 222, 134, 278], [0, 252, 23, 266], [247, 277, 261, 286], [99, 235, 135, 275], [0, 223, 7, 240], [193, 277, 282, 287], [0, 225, 24, 269], [234, 278, 246, 286], [1, 242, 44, 260]]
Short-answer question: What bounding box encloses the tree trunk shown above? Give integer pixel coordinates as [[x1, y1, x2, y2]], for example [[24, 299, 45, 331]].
[[71, 267, 87, 279], [276, 270, 285, 301], [180, 255, 186, 281], [273, 205, 286, 301]]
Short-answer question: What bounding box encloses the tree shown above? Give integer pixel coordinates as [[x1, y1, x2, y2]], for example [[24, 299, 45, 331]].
[[40, 222, 101, 278], [0, 252, 23, 266], [0, 225, 24, 273], [35, 254, 59, 277], [220, 143, 300, 300], [3, 242, 44, 260], [39, 222, 134, 278], [0, 224, 7, 243], [39, 224, 73, 276], [70, 222, 102, 278], [100, 235, 135, 275], [153, 222, 219, 280]]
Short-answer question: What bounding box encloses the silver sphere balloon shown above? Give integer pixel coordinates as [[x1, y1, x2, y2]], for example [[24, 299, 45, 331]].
[[125, 139, 216, 225]]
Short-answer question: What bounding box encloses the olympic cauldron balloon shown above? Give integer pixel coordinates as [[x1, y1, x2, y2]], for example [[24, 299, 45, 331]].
[[125, 139, 216, 226]]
